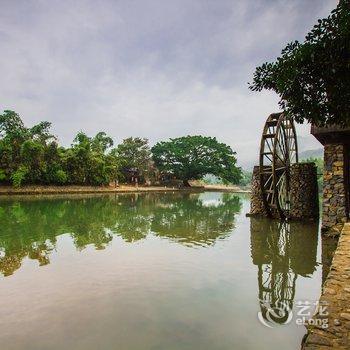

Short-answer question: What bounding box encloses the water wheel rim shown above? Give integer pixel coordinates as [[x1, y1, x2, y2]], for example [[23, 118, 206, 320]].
[[259, 112, 298, 219], [272, 113, 297, 218], [259, 113, 281, 216]]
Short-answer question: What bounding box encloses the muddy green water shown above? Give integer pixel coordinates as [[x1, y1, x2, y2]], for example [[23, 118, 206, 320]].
[[0, 192, 323, 350]]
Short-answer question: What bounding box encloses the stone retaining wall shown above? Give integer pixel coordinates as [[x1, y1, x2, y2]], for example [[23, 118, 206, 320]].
[[302, 223, 350, 349], [249, 166, 269, 216], [249, 163, 319, 220], [290, 163, 319, 219], [322, 144, 348, 231]]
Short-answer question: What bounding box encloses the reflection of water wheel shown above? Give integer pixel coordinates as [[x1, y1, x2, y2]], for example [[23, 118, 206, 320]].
[[256, 221, 297, 325], [259, 113, 298, 219]]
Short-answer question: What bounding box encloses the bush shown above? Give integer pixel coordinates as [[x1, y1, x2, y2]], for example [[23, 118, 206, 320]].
[[0, 169, 5, 181], [54, 169, 68, 184], [11, 166, 28, 188]]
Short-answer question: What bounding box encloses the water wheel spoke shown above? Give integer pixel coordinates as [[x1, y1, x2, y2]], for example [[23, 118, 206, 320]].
[[259, 112, 298, 219], [266, 138, 273, 154], [264, 153, 273, 162], [276, 171, 286, 186], [275, 154, 284, 165], [276, 135, 288, 160]]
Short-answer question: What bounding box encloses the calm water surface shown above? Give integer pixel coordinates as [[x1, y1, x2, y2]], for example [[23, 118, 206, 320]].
[[0, 192, 323, 350]]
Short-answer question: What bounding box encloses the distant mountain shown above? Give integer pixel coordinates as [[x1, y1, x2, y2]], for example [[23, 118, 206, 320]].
[[299, 148, 323, 160], [238, 148, 324, 171], [297, 135, 321, 153]]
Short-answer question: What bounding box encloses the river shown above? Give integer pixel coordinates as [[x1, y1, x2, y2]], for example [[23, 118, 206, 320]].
[[0, 192, 325, 350]]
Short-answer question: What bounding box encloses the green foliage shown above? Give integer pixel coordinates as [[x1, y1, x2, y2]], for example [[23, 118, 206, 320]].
[[238, 170, 252, 187], [92, 132, 114, 153], [152, 135, 242, 185], [0, 110, 27, 140], [20, 140, 45, 183], [0, 169, 6, 181], [64, 131, 117, 186], [116, 137, 154, 181], [11, 165, 28, 187], [0, 110, 121, 187], [0, 111, 243, 188], [54, 170, 68, 184], [250, 1, 350, 126]]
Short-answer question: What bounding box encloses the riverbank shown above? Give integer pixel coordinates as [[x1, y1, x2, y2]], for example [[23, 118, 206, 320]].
[[0, 184, 250, 196], [303, 223, 350, 350]]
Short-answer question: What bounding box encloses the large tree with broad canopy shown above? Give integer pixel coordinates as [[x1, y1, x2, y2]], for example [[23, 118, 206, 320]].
[[151, 135, 242, 186]]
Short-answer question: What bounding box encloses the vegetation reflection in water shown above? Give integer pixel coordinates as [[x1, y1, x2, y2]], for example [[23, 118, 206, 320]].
[[0, 192, 242, 277], [0, 192, 323, 350], [250, 218, 318, 326]]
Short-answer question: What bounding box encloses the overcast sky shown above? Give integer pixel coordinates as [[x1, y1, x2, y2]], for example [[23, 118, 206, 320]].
[[0, 0, 338, 169]]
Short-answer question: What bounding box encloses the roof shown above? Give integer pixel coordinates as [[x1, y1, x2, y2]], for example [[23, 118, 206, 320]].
[[311, 125, 350, 145]]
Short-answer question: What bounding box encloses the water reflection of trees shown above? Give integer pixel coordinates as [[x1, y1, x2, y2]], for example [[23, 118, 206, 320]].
[[152, 193, 241, 246], [0, 193, 241, 276], [250, 218, 318, 325]]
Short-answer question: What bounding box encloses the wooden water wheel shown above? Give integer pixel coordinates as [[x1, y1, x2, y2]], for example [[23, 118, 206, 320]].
[[259, 113, 298, 219]]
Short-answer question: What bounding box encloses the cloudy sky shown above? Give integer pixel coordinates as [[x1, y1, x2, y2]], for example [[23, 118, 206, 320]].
[[0, 0, 338, 169]]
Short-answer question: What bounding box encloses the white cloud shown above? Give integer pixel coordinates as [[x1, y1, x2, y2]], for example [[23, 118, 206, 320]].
[[0, 0, 337, 169]]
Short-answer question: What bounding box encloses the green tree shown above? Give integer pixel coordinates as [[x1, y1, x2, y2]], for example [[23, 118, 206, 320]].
[[0, 109, 120, 187], [0, 110, 28, 181], [91, 132, 114, 153], [106, 148, 124, 185], [116, 137, 154, 183], [43, 143, 67, 184], [0, 110, 27, 140], [239, 169, 253, 187], [0, 110, 60, 186], [152, 135, 242, 186], [250, 1, 350, 126], [20, 140, 45, 183], [64, 131, 116, 186]]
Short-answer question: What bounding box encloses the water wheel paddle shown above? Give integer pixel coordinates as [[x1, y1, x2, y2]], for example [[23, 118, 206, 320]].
[[259, 113, 298, 219]]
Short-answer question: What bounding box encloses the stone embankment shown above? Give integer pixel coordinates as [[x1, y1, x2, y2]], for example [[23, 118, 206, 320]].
[[0, 184, 249, 196], [290, 163, 319, 219], [303, 223, 350, 349], [249, 163, 319, 220], [249, 166, 269, 216], [322, 144, 348, 231]]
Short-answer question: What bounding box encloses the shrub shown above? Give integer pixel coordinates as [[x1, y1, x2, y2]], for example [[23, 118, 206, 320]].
[[54, 170, 68, 184], [11, 166, 28, 188]]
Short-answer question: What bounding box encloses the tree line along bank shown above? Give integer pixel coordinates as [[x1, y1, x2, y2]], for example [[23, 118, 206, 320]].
[[0, 110, 242, 188]]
